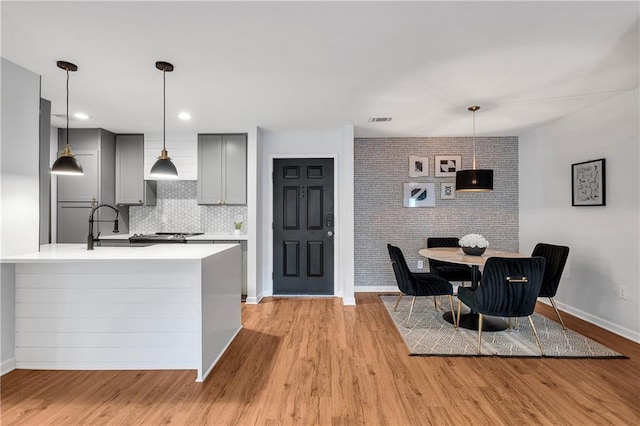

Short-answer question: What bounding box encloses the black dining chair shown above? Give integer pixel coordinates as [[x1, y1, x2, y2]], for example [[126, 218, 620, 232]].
[[427, 237, 476, 285], [456, 256, 546, 355], [387, 244, 456, 328], [532, 243, 570, 329]]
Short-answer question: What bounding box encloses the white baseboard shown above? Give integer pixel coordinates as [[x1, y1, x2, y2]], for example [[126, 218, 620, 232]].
[[542, 299, 640, 344], [342, 297, 356, 306], [1, 358, 16, 376], [355, 286, 399, 293], [245, 291, 263, 304]]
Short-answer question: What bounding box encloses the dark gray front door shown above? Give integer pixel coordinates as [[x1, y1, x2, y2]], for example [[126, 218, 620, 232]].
[[273, 158, 334, 295]]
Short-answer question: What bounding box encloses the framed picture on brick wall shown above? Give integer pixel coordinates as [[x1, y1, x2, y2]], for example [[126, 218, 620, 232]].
[[435, 155, 461, 177], [408, 155, 429, 177], [441, 182, 456, 199], [403, 182, 436, 207]]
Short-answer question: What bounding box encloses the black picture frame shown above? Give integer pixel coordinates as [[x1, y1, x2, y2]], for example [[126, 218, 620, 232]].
[[571, 158, 606, 206]]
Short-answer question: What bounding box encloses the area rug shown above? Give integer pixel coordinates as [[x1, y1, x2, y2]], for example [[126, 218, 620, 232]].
[[380, 295, 625, 358]]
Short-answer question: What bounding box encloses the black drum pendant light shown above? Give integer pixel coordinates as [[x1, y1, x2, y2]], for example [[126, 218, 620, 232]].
[[149, 61, 178, 179], [456, 106, 493, 192], [51, 60, 84, 175]]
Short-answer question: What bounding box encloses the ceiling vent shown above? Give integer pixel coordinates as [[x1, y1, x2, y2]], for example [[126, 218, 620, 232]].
[[368, 116, 392, 123]]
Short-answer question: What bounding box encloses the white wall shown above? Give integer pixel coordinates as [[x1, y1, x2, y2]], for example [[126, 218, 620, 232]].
[[259, 126, 355, 304], [519, 88, 639, 342], [1, 58, 42, 373]]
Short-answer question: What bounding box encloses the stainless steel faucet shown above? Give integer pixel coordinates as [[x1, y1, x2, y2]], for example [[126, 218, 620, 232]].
[[87, 203, 120, 250]]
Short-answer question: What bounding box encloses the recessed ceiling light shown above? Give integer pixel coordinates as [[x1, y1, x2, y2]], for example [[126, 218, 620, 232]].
[[178, 112, 191, 120], [74, 112, 90, 120]]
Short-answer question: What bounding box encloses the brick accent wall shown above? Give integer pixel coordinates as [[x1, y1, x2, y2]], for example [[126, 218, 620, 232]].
[[354, 136, 518, 288]]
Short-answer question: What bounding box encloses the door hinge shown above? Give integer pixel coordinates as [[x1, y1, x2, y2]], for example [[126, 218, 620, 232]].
[[272, 272, 274, 279], [272, 222, 274, 229]]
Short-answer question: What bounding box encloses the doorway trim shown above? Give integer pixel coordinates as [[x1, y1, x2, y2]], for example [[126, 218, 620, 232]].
[[267, 153, 347, 300]]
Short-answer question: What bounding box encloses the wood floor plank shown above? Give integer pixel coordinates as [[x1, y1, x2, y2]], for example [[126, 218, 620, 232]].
[[1, 294, 638, 425]]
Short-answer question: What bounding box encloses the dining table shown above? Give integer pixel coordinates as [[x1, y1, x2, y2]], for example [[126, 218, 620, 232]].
[[418, 247, 528, 331]]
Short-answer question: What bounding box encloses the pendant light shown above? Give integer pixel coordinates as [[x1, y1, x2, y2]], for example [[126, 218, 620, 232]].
[[149, 61, 178, 179], [51, 60, 84, 175], [455, 106, 493, 192]]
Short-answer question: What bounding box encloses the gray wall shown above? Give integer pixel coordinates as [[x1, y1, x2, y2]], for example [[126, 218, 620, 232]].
[[354, 136, 518, 288]]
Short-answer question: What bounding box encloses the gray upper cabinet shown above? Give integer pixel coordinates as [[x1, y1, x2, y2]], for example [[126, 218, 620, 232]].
[[56, 128, 129, 242], [197, 134, 247, 205], [115, 134, 156, 206], [57, 150, 99, 202], [57, 129, 113, 203]]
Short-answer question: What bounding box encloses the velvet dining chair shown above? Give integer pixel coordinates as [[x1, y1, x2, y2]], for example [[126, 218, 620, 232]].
[[387, 244, 456, 328], [456, 256, 546, 355], [532, 243, 570, 329], [426, 237, 476, 285]]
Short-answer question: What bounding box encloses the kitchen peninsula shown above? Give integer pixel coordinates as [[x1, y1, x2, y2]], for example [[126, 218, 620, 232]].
[[1, 243, 241, 382]]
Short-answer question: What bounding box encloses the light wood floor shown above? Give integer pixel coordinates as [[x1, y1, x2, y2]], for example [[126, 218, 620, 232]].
[[2, 293, 639, 425]]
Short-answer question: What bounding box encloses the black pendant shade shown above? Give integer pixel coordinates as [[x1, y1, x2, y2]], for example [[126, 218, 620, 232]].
[[455, 169, 493, 192], [150, 153, 178, 178], [51, 147, 84, 176], [455, 105, 493, 192], [51, 60, 84, 176], [149, 61, 178, 179]]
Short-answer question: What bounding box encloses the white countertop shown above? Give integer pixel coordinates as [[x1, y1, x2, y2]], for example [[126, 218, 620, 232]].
[[100, 233, 248, 241], [1, 243, 239, 263]]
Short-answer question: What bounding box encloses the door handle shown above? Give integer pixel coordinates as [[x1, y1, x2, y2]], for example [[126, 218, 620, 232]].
[[327, 231, 334, 237]]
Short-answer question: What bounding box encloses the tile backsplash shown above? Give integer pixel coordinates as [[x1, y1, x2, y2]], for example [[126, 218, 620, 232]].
[[130, 181, 247, 234]]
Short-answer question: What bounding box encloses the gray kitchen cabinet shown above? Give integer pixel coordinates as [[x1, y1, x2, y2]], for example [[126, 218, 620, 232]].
[[115, 134, 157, 206], [57, 203, 93, 243], [56, 128, 129, 242], [57, 150, 99, 202], [197, 134, 247, 205]]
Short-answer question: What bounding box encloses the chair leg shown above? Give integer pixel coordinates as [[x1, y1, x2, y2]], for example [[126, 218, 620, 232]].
[[549, 297, 566, 330], [456, 299, 462, 330], [404, 296, 417, 328], [508, 317, 512, 332], [433, 296, 438, 310], [477, 314, 483, 354], [527, 315, 545, 356], [448, 295, 456, 328], [393, 294, 403, 312]]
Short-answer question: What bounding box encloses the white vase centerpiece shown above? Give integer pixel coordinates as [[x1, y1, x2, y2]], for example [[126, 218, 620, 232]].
[[459, 233, 489, 256]]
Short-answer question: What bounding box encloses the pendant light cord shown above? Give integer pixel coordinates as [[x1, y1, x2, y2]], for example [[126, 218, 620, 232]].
[[66, 68, 70, 147], [471, 108, 476, 170], [163, 68, 166, 151]]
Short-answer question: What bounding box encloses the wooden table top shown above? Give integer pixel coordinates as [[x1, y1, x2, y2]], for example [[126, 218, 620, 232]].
[[418, 247, 527, 267]]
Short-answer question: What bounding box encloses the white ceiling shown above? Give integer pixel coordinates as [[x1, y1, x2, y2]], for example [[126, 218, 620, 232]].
[[2, 1, 638, 138]]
